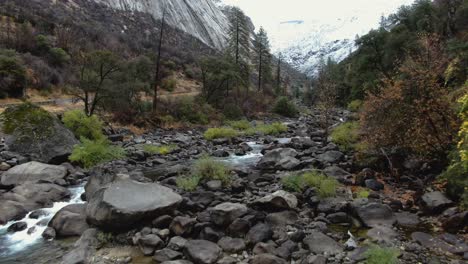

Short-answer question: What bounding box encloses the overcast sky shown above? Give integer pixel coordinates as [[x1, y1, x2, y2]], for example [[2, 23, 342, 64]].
[[222, 0, 416, 49]]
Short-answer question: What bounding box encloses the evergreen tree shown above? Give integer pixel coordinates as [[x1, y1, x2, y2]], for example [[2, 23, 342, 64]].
[[253, 27, 272, 93]]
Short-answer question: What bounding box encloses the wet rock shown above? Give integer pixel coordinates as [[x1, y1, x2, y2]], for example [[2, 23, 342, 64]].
[[153, 215, 174, 229], [209, 202, 248, 226], [303, 231, 342, 255], [137, 234, 164, 256], [86, 178, 182, 230], [5, 183, 70, 209], [212, 149, 229, 158], [367, 225, 398, 245], [42, 227, 56, 239], [0, 200, 27, 225], [62, 228, 98, 264], [184, 239, 222, 264], [352, 200, 395, 227], [254, 190, 298, 210], [246, 223, 273, 245], [170, 216, 197, 237], [49, 204, 89, 237], [442, 211, 468, 233], [421, 191, 453, 214], [7, 221, 27, 232], [217, 236, 246, 253], [251, 253, 287, 264], [1, 161, 67, 186]]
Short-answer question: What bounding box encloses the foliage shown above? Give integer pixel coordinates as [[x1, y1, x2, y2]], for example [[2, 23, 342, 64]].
[[204, 127, 239, 140], [161, 78, 177, 92], [223, 103, 244, 120], [255, 122, 288, 135], [360, 36, 458, 158], [48, 47, 70, 66], [347, 100, 363, 112], [143, 144, 176, 155], [192, 155, 231, 185], [281, 171, 338, 198], [364, 245, 399, 264], [0, 49, 27, 98], [69, 138, 125, 168], [176, 175, 201, 192], [162, 96, 216, 125], [62, 110, 105, 140], [331, 122, 360, 151], [272, 97, 299, 117], [356, 188, 370, 199], [227, 120, 251, 130], [253, 27, 273, 92]]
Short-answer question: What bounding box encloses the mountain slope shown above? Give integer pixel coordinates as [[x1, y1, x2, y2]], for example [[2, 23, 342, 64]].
[[95, 0, 229, 49]]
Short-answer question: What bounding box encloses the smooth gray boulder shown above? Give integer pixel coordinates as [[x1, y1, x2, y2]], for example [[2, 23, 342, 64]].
[[421, 191, 453, 214], [86, 178, 182, 230], [184, 239, 222, 264], [303, 231, 342, 255], [61, 228, 98, 264], [1, 161, 67, 186], [0, 200, 27, 225], [3, 183, 70, 210], [257, 148, 298, 170], [49, 204, 89, 237]]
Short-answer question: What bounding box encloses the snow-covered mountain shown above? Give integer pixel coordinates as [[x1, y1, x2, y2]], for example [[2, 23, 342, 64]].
[[94, 0, 229, 49]]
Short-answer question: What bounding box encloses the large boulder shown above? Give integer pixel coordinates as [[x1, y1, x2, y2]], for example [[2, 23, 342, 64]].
[[421, 191, 453, 214], [303, 231, 343, 255], [352, 200, 395, 227], [257, 148, 299, 170], [0, 200, 27, 225], [86, 178, 182, 230], [49, 204, 89, 237], [62, 228, 98, 264], [1, 161, 67, 186], [254, 190, 298, 210], [3, 104, 79, 164], [3, 183, 70, 210], [209, 202, 248, 226]]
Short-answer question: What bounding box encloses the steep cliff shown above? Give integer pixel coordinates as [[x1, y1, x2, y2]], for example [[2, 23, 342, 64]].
[[94, 0, 229, 49]]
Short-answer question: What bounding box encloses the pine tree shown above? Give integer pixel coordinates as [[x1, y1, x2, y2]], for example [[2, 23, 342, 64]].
[[253, 27, 272, 93]]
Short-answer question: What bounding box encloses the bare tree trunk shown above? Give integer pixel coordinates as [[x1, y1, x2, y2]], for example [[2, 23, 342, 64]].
[[153, 7, 166, 113]]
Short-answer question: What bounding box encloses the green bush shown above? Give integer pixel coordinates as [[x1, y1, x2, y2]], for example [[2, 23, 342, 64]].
[[223, 103, 244, 120], [0, 49, 27, 98], [255, 122, 288, 135], [356, 188, 370, 199], [62, 110, 105, 140], [331, 122, 360, 151], [204, 127, 239, 140], [347, 99, 363, 112], [48, 48, 70, 66], [192, 155, 231, 185], [69, 138, 125, 168], [281, 171, 338, 198], [162, 78, 177, 92], [143, 144, 177, 155], [176, 175, 201, 192], [227, 120, 252, 130], [442, 160, 468, 208], [174, 97, 211, 124], [364, 245, 399, 264], [272, 97, 299, 117]]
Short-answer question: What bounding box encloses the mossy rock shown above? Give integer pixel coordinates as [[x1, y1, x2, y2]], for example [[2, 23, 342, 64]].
[[2, 103, 79, 164]]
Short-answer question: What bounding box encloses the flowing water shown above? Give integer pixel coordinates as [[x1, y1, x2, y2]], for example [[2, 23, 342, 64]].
[[0, 184, 85, 263]]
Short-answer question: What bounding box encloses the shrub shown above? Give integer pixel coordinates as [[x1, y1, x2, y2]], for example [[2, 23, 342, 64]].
[[272, 97, 299, 117], [227, 120, 251, 131], [281, 171, 338, 198], [69, 138, 125, 168], [170, 96, 212, 124], [62, 110, 105, 140], [176, 175, 201, 192], [331, 122, 360, 151], [48, 47, 70, 66], [364, 245, 399, 264], [256, 122, 288, 135], [192, 155, 231, 185], [223, 103, 244, 120], [347, 100, 363, 112], [162, 78, 177, 92], [2, 103, 54, 135], [204, 127, 239, 140], [143, 144, 176, 155], [356, 188, 370, 198], [0, 49, 27, 98]]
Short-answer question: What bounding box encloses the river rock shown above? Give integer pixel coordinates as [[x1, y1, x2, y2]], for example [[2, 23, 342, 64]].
[[0, 200, 27, 225], [421, 191, 453, 214], [265, 211, 298, 226], [317, 151, 344, 163], [49, 204, 89, 237], [217, 236, 246, 253], [254, 190, 298, 210], [323, 166, 353, 184], [251, 254, 287, 264], [246, 223, 273, 245], [42, 227, 56, 239], [257, 148, 298, 170], [303, 231, 343, 255], [184, 239, 222, 264], [411, 232, 468, 255], [137, 234, 164, 256], [352, 200, 395, 227], [5, 183, 70, 210], [3, 105, 79, 164], [154, 248, 183, 262], [209, 202, 248, 226], [86, 178, 182, 230], [395, 212, 420, 228], [62, 228, 98, 264], [1, 161, 67, 186], [170, 216, 197, 237], [7, 221, 27, 232]]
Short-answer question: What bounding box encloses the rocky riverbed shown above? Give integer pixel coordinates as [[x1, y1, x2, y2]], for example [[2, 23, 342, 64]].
[[0, 110, 467, 264]]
